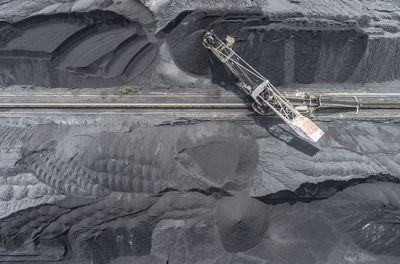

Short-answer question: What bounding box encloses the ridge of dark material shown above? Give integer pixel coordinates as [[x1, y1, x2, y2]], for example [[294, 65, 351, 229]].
[[256, 173, 400, 205]]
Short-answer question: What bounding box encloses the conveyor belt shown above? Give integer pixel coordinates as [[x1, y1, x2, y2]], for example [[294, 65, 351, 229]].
[[287, 93, 400, 114], [1, 93, 400, 113], [0, 102, 248, 109]]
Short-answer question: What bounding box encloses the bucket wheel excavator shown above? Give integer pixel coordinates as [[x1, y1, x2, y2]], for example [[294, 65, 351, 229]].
[[202, 31, 324, 143]]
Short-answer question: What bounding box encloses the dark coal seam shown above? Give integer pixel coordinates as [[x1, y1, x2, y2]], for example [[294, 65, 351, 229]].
[[30, 200, 99, 243], [374, 9, 400, 13], [188, 187, 232, 198], [64, 50, 115, 75], [50, 23, 101, 60], [69, 201, 156, 237], [48, 14, 142, 59], [13, 10, 134, 29], [0, 50, 51, 58], [65, 32, 144, 76], [157, 9, 193, 37], [256, 173, 400, 205], [36, 225, 72, 241], [155, 187, 231, 199], [154, 119, 199, 127], [122, 42, 153, 74], [105, 34, 141, 68]]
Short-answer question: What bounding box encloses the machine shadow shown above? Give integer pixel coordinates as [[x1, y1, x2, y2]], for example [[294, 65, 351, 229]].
[[212, 80, 321, 158], [254, 116, 321, 157]]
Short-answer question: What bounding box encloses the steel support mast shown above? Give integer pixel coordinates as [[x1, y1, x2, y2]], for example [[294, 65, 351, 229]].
[[202, 31, 324, 143]]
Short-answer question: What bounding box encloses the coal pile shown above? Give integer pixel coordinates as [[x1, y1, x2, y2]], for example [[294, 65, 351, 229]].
[[0, 10, 158, 88], [0, 0, 400, 263], [165, 9, 368, 86]]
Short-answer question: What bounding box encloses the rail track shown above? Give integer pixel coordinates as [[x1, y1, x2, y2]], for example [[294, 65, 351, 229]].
[[1, 92, 400, 113]]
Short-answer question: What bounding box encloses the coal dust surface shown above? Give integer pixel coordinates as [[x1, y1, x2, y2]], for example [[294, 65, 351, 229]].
[[1, 174, 400, 263], [0, 115, 398, 263], [164, 9, 368, 86], [0, 10, 158, 88], [21, 122, 258, 197], [1, 1, 400, 263]]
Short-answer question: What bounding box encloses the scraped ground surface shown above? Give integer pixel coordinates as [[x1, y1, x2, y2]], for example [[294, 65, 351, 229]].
[[0, 115, 397, 263], [0, 0, 400, 263], [0, 10, 158, 87], [3, 0, 400, 88]]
